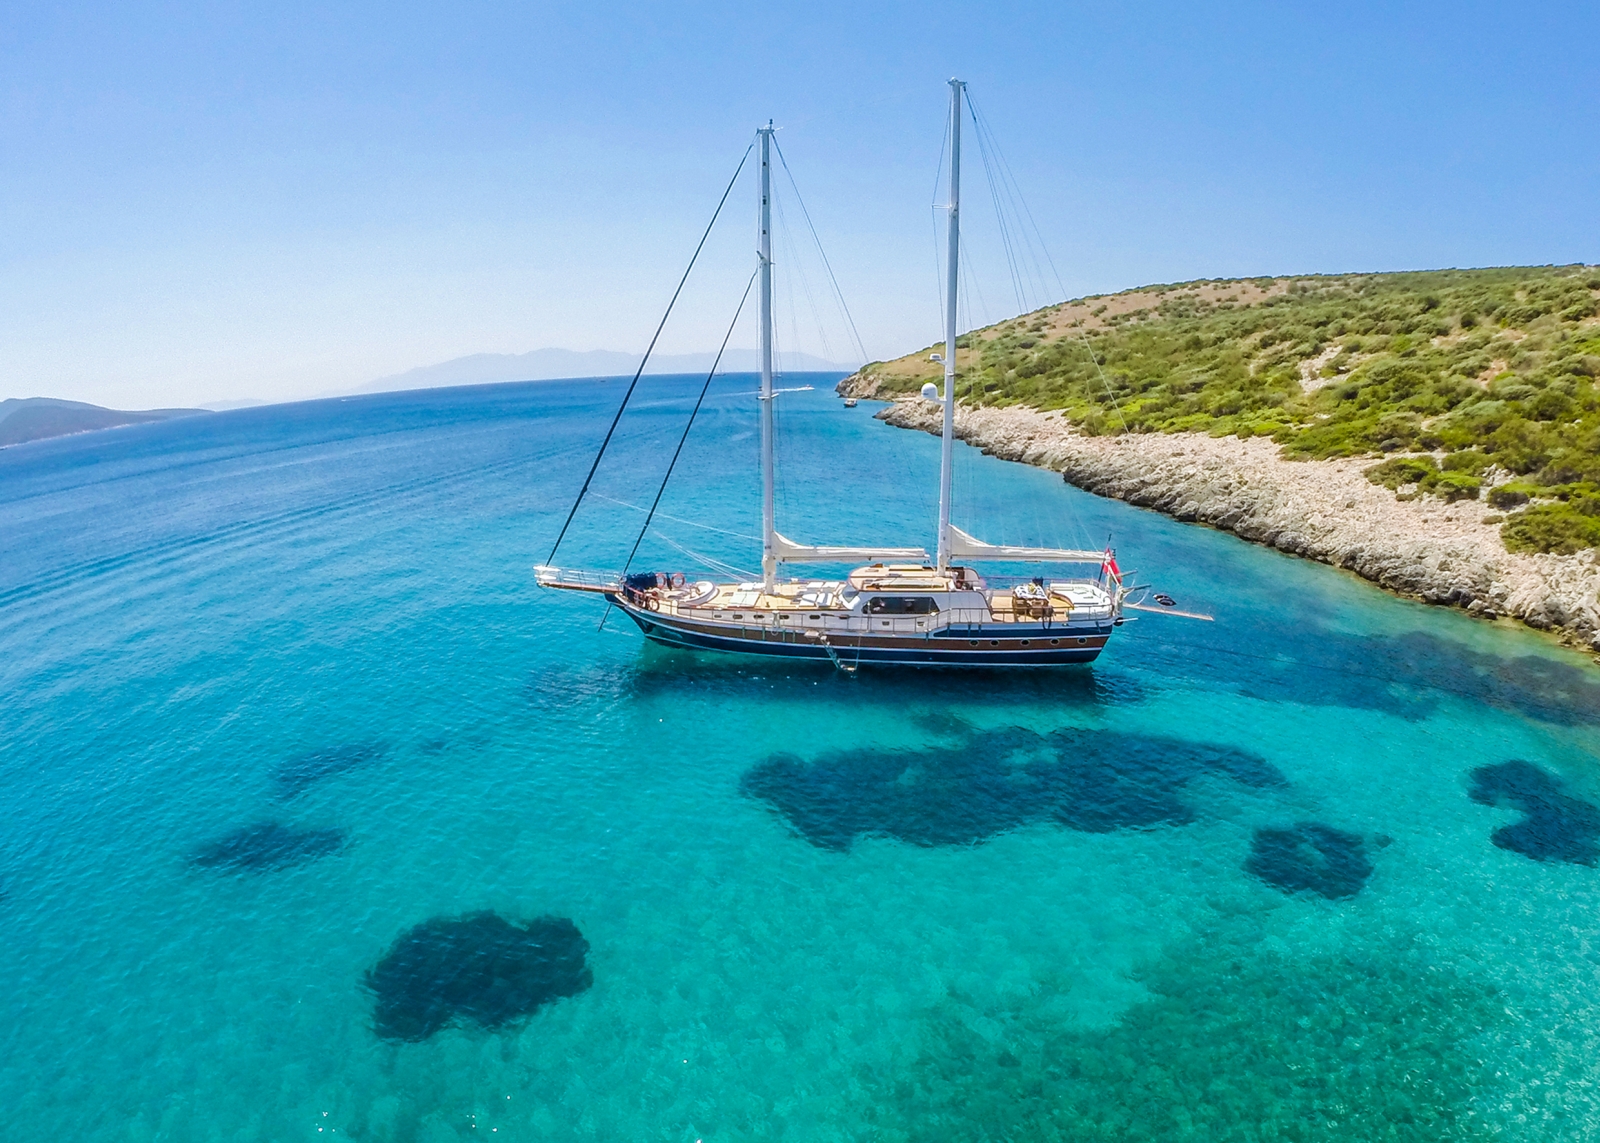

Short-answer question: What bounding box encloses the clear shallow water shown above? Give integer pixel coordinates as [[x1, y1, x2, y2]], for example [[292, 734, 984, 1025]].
[[2, 376, 1600, 1141]]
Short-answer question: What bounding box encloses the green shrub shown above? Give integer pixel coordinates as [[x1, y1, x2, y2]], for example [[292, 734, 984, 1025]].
[[1364, 456, 1482, 500], [1365, 455, 1438, 489], [1487, 482, 1536, 509], [1441, 449, 1489, 473], [1429, 470, 1482, 501], [1501, 503, 1600, 554]]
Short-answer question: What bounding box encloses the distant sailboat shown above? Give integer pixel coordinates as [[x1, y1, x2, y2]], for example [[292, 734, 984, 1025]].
[[538, 81, 1127, 668]]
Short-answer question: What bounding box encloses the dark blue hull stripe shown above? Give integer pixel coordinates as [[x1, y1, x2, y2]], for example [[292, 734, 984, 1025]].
[[615, 606, 1108, 667]]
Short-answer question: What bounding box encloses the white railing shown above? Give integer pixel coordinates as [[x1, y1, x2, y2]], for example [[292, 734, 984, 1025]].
[[933, 607, 1108, 632], [534, 565, 622, 592]]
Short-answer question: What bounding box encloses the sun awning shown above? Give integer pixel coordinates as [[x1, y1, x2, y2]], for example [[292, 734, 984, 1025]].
[[946, 525, 1105, 563], [772, 531, 930, 565]]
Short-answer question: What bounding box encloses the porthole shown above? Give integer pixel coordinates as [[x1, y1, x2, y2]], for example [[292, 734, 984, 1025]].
[[1050, 638, 1060, 645], [1020, 639, 1030, 646], [732, 613, 743, 619], [809, 614, 821, 620], [990, 639, 1000, 646], [968, 639, 979, 646], [1076, 637, 1088, 645]]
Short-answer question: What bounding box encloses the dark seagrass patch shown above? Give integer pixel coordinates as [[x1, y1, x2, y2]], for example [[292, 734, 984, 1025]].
[[742, 725, 1284, 851], [1245, 822, 1374, 899], [1468, 760, 1600, 866], [191, 822, 346, 872], [274, 741, 389, 799], [365, 912, 592, 1042]]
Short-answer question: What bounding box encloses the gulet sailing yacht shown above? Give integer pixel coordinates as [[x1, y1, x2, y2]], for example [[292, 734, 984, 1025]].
[[536, 81, 1127, 668]]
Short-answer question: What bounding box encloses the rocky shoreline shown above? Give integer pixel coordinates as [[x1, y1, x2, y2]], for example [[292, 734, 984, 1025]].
[[852, 390, 1600, 653]]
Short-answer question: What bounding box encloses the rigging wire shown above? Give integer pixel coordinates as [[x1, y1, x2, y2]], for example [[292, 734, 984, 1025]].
[[766, 221, 788, 527], [594, 494, 758, 542], [652, 530, 758, 581], [545, 140, 755, 565], [620, 269, 760, 577], [929, 101, 952, 338], [929, 205, 949, 348], [963, 91, 1130, 435], [970, 110, 1029, 314], [771, 137, 869, 365], [959, 256, 990, 363], [967, 93, 1055, 312], [770, 184, 826, 367], [967, 91, 1066, 306]]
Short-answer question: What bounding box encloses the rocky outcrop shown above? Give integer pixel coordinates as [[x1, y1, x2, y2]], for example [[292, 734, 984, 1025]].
[[838, 370, 907, 401], [868, 395, 1600, 651]]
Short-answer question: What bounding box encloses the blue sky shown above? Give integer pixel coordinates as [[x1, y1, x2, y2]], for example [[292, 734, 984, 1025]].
[[3, 1, 1597, 408]]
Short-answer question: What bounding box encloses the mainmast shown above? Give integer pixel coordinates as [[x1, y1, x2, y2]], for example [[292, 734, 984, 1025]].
[[936, 78, 963, 572], [758, 121, 777, 590]]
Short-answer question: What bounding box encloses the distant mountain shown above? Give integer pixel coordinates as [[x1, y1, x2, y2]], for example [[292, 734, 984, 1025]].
[[0, 398, 209, 448], [201, 398, 269, 411], [353, 347, 855, 395]]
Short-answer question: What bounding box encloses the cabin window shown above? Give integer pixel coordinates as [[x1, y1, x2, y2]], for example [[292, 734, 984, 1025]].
[[809, 614, 821, 620], [969, 639, 979, 646], [1050, 638, 1060, 646], [732, 613, 743, 619], [989, 639, 1000, 646], [1077, 637, 1087, 645], [865, 596, 938, 615], [1020, 640, 1030, 646]]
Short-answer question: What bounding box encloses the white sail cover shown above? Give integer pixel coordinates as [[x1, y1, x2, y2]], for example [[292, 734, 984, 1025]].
[[946, 525, 1104, 563], [772, 531, 929, 565]]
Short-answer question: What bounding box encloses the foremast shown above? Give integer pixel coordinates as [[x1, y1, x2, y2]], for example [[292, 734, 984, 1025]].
[[758, 122, 778, 590], [753, 118, 931, 577]]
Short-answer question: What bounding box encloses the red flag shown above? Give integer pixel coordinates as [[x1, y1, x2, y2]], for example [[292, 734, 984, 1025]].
[[1102, 553, 1122, 586]]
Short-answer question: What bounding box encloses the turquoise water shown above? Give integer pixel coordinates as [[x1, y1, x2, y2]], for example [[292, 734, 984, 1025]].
[[3, 376, 1600, 1141]]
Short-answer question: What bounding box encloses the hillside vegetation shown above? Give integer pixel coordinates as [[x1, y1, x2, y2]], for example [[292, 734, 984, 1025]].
[[851, 266, 1600, 554]]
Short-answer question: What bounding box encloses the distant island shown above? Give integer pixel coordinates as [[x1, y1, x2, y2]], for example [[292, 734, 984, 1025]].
[[842, 266, 1600, 651], [357, 347, 853, 395], [0, 398, 209, 449], [3, 347, 852, 450]]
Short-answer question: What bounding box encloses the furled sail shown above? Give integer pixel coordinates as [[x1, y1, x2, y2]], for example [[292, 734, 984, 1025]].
[[946, 525, 1103, 563], [772, 531, 929, 565]]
